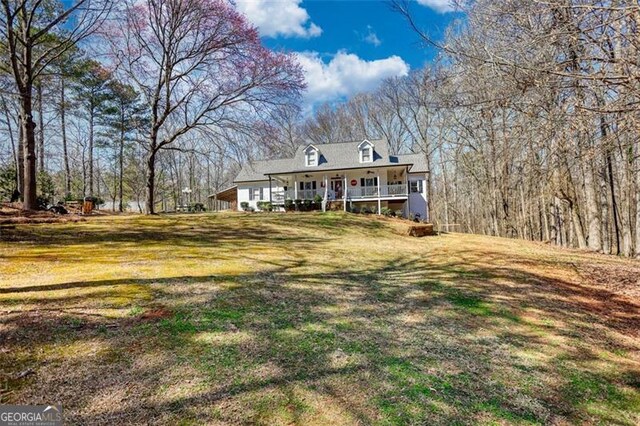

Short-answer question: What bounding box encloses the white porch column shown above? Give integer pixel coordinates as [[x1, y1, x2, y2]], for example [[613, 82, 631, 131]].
[[405, 167, 409, 192], [405, 166, 410, 217], [343, 173, 348, 212], [322, 175, 328, 212], [294, 174, 298, 200], [377, 173, 381, 215]]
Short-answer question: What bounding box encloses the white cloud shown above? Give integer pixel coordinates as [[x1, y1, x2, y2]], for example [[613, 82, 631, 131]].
[[296, 51, 409, 106], [235, 0, 322, 38], [363, 25, 381, 47], [417, 0, 459, 13]]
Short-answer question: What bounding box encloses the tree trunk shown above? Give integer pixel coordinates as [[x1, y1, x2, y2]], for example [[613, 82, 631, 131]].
[[17, 115, 24, 199], [119, 121, 125, 212], [88, 109, 94, 197], [146, 149, 157, 214], [440, 146, 450, 229], [620, 157, 633, 257], [96, 154, 101, 203], [81, 146, 87, 197], [606, 153, 621, 254], [583, 161, 601, 251], [20, 89, 38, 210], [36, 82, 44, 173], [1, 97, 18, 189], [425, 155, 433, 222], [551, 196, 563, 246], [636, 139, 640, 259], [60, 78, 71, 198], [600, 162, 611, 255], [541, 192, 550, 241], [111, 168, 117, 211], [569, 200, 587, 249]]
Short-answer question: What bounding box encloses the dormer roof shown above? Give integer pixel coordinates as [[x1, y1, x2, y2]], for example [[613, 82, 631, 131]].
[[357, 139, 374, 149]]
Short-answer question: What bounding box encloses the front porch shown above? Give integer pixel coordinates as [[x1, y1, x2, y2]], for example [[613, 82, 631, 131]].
[[267, 166, 410, 214]]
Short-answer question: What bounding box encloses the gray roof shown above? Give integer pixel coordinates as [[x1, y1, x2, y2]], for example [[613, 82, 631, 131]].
[[396, 153, 429, 173], [234, 158, 293, 182], [234, 139, 429, 183]]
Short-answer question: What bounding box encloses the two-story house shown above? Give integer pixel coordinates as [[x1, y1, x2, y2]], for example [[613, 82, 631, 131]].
[[214, 139, 429, 219]]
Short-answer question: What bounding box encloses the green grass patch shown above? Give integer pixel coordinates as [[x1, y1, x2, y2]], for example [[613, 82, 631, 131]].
[[161, 312, 197, 334], [446, 292, 493, 316], [474, 400, 541, 424]]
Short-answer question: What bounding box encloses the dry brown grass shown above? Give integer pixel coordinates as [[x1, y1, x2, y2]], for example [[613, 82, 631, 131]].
[[0, 212, 639, 425]]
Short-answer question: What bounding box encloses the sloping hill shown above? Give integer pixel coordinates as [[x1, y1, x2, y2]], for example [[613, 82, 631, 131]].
[[1, 212, 639, 424]]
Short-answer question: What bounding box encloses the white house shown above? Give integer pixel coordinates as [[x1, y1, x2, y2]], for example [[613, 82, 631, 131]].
[[213, 139, 430, 220]]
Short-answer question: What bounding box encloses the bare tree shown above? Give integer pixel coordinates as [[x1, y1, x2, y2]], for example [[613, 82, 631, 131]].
[[110, 0, 304, 214], [0, 0, 110, 209]]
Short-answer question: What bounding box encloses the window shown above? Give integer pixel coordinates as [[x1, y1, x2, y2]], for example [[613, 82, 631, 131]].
[[299, 181, 317, 190], [361, 147, 372, 163], [360, 177, 378, 187], [249, 187, 263, 201], [358, 140, 374, 163], [410, 180, 423, 193], [305, 150, 317, 166]]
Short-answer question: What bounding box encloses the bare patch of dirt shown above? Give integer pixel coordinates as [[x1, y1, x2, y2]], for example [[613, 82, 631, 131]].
[[0, 203, 86, 225], [0, 202, 120, 225], [0, 216, 87, 225], [138, 307, 173, 322], [377, 216, 436, 237], [575, 262, 640, 298]]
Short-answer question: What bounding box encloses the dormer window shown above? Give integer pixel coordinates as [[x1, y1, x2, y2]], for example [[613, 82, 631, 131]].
[[362, 147, 371, 162], [304, 145, 319, 167], [358, 140, 374, 163], [306, 151, 317, 166]]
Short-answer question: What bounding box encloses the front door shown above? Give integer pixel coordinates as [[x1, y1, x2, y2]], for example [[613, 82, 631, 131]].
[[331, 178, 343, 199]]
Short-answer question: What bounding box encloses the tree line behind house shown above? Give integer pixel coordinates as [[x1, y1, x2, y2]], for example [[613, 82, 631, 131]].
[[262, 0, 640, 258]]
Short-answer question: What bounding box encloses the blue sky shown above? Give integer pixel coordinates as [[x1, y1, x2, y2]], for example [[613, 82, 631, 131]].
[[234, 0, 461, 109]]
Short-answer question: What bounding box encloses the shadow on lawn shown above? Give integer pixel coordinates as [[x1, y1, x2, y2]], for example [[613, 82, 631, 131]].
[[1, 219, 639, 424], [0, 212, 385, 246]]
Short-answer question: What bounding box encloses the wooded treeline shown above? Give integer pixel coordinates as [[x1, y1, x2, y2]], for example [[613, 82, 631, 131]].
[[435, 0, 640, 258], [413, 0, 640, 258], [263, 0, 639, 258]]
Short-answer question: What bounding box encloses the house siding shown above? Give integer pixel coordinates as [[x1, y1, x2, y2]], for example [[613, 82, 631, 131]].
[[407, 173, 428, 220], [237, 181, 283, 210]]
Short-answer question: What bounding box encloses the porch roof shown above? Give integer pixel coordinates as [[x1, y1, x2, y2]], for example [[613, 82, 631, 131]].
[[267, 163, 413, 177], [208, 186, 237, 202], [234, 158, 293, 183]]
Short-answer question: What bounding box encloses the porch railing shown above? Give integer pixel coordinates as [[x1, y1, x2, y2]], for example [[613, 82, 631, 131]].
[[272, 191, 286, 202], [347, 184, 407, 199], [272, 189, 322, 201], [382, 184, 407, 197], [271, 185, 406, 202]]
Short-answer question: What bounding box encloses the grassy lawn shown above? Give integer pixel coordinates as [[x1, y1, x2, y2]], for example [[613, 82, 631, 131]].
[[1, 212, 639, 425]]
